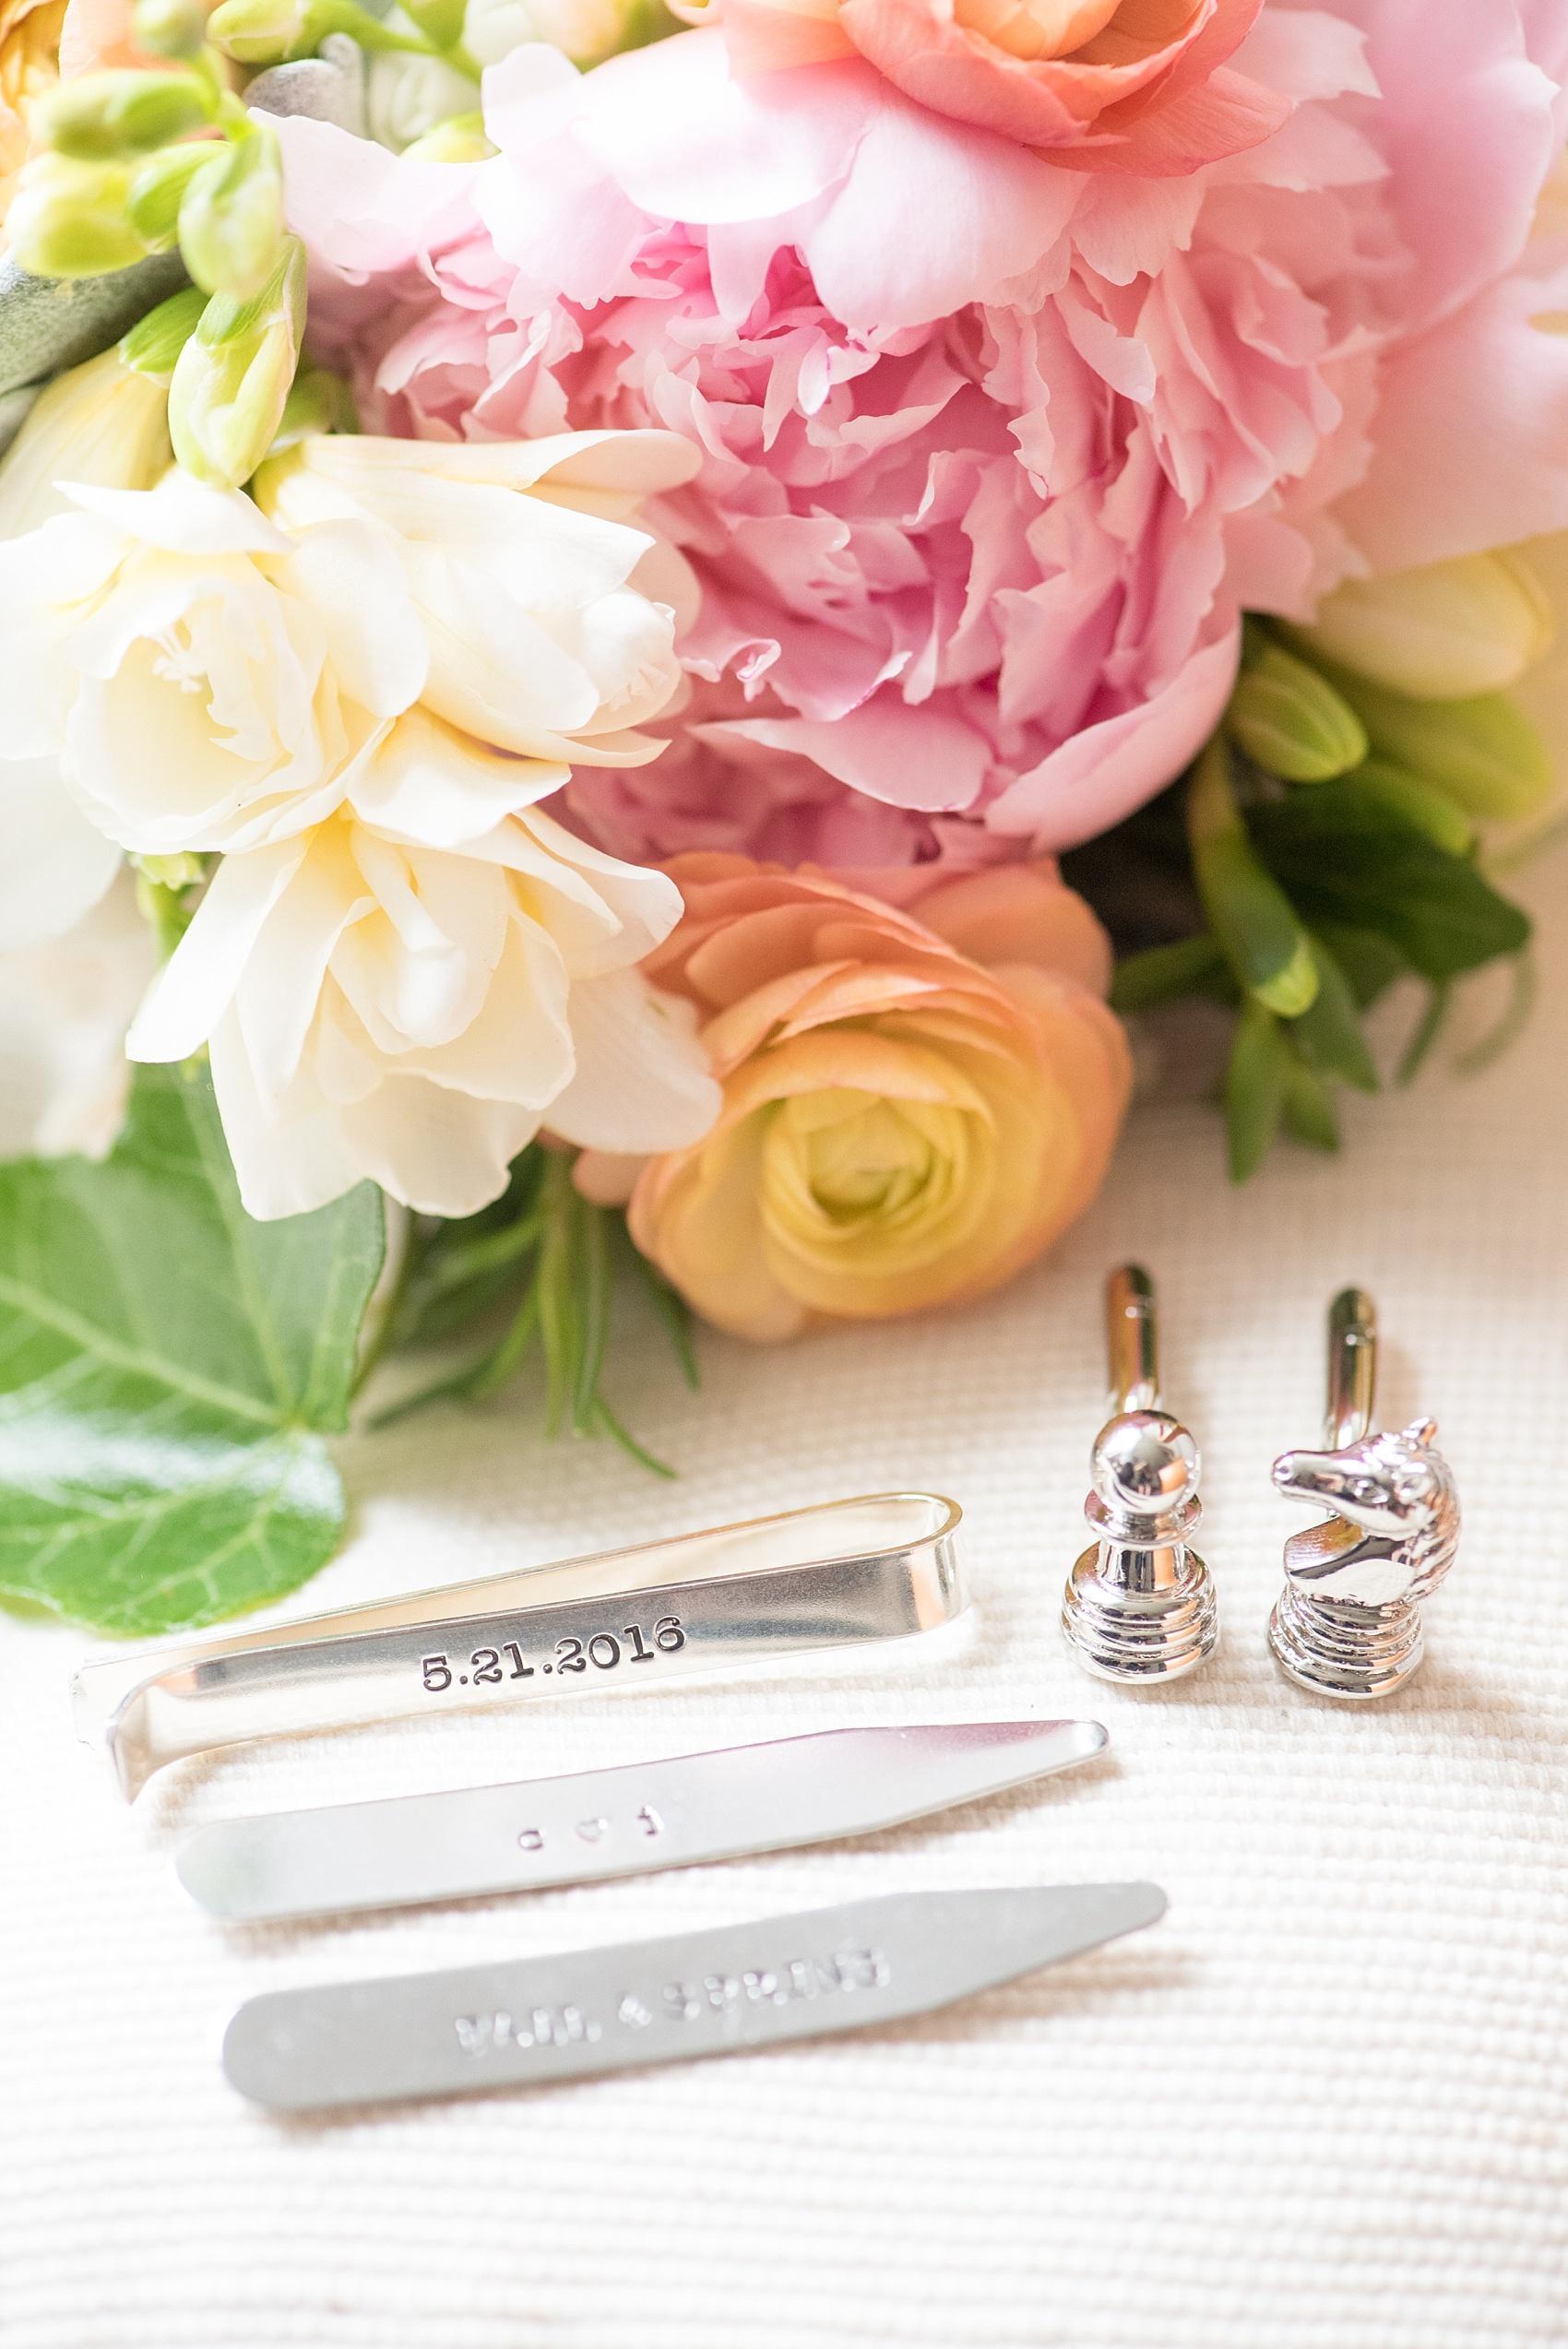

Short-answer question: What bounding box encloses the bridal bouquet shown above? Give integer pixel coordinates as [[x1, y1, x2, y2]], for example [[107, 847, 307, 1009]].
[[1, 0, 1563, 1635]]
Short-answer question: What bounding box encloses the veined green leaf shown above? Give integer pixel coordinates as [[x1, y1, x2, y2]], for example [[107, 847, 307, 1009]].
[[0, 1062, 383, 1636], [1188, 739, 1320, 1018]]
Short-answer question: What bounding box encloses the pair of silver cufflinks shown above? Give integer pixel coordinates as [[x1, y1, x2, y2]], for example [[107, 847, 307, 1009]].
[[1061, 1265, 1460, 1701]]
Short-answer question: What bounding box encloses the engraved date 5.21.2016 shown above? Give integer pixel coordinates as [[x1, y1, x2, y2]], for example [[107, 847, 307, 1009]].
[[420, 1615, 686, 1695]]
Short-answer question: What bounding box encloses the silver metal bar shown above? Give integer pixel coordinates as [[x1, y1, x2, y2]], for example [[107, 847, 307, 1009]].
[[73, 1493, 967, 1800], [177, 1718, 1109, 1923], [1324, 1287, 1378, 1448], [1106, 1264, 1161, 1413], [221, 1880, 1167, 2112]]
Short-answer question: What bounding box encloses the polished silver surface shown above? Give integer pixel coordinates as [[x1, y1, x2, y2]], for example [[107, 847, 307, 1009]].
[[222, 1880, 1167, 2112], [178, 1718, 1109, 1923], [1105, 1263, 1162, 1413], [74, 1494, 968, 1801], [1269, 1289, 1460, 1700], [1062, 1265, 1218, 1683]]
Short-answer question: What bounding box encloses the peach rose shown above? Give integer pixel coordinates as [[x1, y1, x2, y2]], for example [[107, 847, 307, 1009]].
[[594, 856, 1130, 1341], [675, 0, 1285, 174]]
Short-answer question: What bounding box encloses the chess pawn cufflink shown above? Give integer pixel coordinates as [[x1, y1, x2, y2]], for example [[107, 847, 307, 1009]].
[[1061, 1264, 1219, 1684], [1268, 1288, 1460, 1702]]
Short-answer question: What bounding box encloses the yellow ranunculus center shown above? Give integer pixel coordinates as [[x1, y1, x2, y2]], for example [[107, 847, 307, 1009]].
[[950, 0, 1121, 64], [757, 1084, 995, 1281]]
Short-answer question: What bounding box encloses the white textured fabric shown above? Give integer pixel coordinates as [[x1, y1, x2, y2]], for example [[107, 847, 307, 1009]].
[[3, 848, 1566, 2349]]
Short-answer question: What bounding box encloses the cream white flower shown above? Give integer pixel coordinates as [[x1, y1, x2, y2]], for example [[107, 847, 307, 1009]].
[[1301, 552, 1556, 700], [0, 350, 171, 954], [0, 345, 172, 538], [0, 427, 698, 869], [252, 430, 698, 763], [0, 871, 155, 1159], [0, 747, 122, 949], [126, 798, 720, 1219]]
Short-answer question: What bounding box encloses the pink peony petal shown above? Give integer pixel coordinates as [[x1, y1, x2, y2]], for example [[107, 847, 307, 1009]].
[[699, 695, 994, 813], [985, 621, 1241, 850]]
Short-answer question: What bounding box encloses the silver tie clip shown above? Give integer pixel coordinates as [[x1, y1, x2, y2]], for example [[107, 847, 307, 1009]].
[[222, 1880, 1166, 2111], [177, 1718, 1109, 1922], [72, 1492, 968, 1800]]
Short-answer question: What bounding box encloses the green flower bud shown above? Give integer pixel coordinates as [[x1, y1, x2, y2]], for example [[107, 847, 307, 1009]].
[[6, 155, 148, 279], [178, 126, 285, 300], [120, 282, 208, 379], [206, 0, 316, 63], [1187, 737, 1319, 1021], [133, 0, 209, 55], [168, 237, 304, 488], [401, 110, 493, 160], [125, 139, 218, 252], [133, 850, 208, 889], [1229, 641, 1369, 782], [1326, 672, 1552, 825], [38, 69, 213, 162]]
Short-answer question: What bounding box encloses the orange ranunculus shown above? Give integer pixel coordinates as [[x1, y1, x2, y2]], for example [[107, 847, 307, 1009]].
[[676, 0, 1285, 175], [0, 0, 144, 231], [0, 0, 66, 222], [601, 856, 1131, 1341]]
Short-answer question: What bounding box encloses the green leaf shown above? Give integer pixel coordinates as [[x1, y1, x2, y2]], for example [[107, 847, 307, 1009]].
[[1349, 758, 1475, 857], [1310, 922, 1407, 1011], [1396, 984, 1455, 1088], [369, 1147, 691, 1469], [1454, 951, 1537, 1078], [1293, 935, 1380, 1094], [1281, 1056, 1341, 1154], [1225, 999, 1290, 1182], [1111, 933, 1233, 1014], [1249, 784, 1531, 981], [0, 1062, 383, 1636], [1188, 739, 1320, 1017]]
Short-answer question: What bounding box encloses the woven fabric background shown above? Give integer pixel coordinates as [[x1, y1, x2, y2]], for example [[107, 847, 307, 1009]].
[[3, 847, 1564, 2349]]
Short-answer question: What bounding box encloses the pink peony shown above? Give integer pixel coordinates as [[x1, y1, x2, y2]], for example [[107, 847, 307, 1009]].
[[671, 0, 1289, 176], [285, 6, 1568, 885]]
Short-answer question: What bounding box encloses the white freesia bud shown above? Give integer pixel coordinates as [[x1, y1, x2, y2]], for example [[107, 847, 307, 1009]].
[[513, 0, 658, 65], [0, 872, 155, 1160], [364, 50, 480, 152], [127, 800, 719, 1218], [1301, 553, 1555, 701], [0, 426, 698, 866], [178, 125, 286, 301], [168, 241, 305, 488], [6, 152, 148, 277], [0, 345, 172, 537], [401, 111, 493, 161]]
